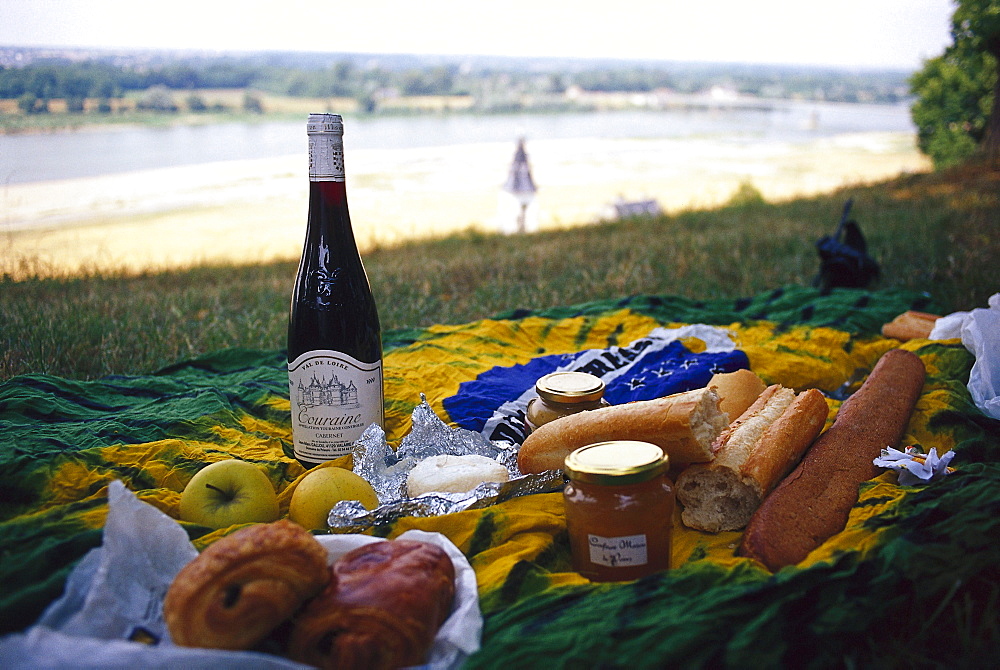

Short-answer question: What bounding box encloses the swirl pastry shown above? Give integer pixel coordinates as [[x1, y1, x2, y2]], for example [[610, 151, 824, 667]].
[[163, 519, 330, 650], [287, 539, 456, 670]]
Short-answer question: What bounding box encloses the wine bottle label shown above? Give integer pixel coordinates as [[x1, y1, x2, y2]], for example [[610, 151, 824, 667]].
[[288, 350, 383, 462]]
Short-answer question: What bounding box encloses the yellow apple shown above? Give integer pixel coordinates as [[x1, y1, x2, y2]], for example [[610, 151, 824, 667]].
[[289, 466, 379, 530], [179, 459, 280, 529]]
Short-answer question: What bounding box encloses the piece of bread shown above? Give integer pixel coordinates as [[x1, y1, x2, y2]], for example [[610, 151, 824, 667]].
[[406, 453, 510, 497], [708, 368, 767, 422], [287, 539, 456, 670], [740, 349, 926, 570], [676, 385, 829, 532], [163, 519, 330, 650], [517, 386, 729, 474], [881, 310, 940, 341]]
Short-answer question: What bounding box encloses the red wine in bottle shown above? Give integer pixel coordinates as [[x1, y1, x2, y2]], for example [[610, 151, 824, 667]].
[[288, 113, 383, 469]]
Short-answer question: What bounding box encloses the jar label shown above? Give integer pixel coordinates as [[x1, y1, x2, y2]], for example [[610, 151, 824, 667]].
[[288, 350, 383, 462], [588, 533, 649, 568]]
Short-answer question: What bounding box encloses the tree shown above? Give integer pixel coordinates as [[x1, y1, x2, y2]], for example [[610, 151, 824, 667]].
[[136, 85, 178, 112], [17, 92, 47, 114], [186, 93, 208, 112], [910, 0, 1000, 167], [955, 0, 1000, 157], [242, 90, 264, 114]]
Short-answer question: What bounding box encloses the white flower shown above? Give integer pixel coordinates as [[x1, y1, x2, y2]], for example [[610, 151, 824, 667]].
[[873, 446, 956, 486]]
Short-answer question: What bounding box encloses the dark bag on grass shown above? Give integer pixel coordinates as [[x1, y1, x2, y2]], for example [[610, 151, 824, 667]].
[[813, 198, 880, 290]]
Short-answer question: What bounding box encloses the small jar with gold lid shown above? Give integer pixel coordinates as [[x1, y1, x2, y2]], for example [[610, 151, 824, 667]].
[[563, 440, 674, 582], [526, 371, 610, 431]]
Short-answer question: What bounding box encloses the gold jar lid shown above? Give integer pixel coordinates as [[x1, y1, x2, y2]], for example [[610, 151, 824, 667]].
[[564, 441, 669, 486], [535, 371, 606, 404]]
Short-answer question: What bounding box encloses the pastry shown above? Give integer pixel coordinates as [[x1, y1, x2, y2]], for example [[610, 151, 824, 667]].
[[163, 519, 330, 650], [287, 539, 456, 670]]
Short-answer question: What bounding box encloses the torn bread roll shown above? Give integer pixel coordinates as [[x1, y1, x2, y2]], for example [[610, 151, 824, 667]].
[[675, 385, 829, 532], [517, 386, 729, 474], [708, 369, 767, 422], [881, 310, 939, 341], [740, 348, 926, 570]]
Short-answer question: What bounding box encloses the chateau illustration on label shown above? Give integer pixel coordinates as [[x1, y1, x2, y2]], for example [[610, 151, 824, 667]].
[[296, 374, 360, 409]]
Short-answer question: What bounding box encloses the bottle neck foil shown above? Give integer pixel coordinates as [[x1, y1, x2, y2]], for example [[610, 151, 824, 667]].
[[307, 113, 345, 183]]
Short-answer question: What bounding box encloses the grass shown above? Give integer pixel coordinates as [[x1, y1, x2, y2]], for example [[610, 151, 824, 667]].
[[1, 159, 997, 382]]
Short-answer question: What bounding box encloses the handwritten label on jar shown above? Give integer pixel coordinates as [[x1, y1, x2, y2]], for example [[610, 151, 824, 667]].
[[588, 533, 649, 568]]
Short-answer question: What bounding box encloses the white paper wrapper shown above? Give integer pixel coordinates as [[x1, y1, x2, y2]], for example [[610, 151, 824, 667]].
[[930, 293, 1000, 420], [0, 481, 481, 669]]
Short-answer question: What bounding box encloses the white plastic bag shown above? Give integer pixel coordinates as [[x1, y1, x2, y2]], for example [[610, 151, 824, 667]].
[[0, 481, 482, 669], [931, 293, 1000, 420]]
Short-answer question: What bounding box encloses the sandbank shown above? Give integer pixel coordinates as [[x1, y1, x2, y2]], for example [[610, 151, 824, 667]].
[[1, 132, 930, 278]]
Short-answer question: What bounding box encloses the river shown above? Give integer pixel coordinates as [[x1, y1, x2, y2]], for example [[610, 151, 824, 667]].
[[1, 101, 915, 185], [1, 101, 930, 276]]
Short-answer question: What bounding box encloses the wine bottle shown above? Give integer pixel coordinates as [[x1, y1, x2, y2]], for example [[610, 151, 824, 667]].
[[288, 113, 383, 469]]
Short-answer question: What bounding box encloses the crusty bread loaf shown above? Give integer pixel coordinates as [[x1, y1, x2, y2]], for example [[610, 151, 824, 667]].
[[516, 387, 728, 474], [708, 369, 767, 422], [881, 310, 940, 341], [740, 348, 926, 570], [676, 385, 829, 532]]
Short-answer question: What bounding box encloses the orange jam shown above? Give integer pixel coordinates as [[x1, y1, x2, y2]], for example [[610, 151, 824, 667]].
[[526, 371, 610, 431], [563, 440, 674, 582]]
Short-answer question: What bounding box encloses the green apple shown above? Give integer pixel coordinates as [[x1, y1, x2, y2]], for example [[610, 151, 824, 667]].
[[179, 459, 280, 529]]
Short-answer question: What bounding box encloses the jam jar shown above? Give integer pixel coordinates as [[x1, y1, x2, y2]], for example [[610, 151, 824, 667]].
[[563, 440, 674, 582], [526, 371, 610, 431]]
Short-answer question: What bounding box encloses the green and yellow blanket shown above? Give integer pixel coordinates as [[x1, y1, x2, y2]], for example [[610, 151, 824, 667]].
[[2, 286, 998, 667]]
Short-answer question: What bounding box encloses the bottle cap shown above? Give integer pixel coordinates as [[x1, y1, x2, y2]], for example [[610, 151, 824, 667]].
[[307, 113, 344, 135], [535, 371, 605, 404], [564, 441, 669, 485]]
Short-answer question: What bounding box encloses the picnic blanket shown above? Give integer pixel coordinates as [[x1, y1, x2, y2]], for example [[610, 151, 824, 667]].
[[2, 285, 999, 667]]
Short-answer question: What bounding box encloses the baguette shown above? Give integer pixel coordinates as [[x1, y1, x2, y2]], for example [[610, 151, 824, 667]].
[[675, 385, 829, 532], [881, 310, 939, 341], [740, 348, 926, 570], [708, 369, 767, 422], [516, 387, 728, 474]]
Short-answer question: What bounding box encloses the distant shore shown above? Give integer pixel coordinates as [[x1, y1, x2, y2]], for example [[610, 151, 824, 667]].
[[1, 131, 930, 278]]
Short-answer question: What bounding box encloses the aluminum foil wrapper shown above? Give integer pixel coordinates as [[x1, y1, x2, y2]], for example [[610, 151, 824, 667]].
[[327, 396, 564, 532]]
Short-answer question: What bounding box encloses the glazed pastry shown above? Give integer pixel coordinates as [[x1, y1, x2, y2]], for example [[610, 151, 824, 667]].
[[163, 519, 330, 650], [288, 539, 456, 670]]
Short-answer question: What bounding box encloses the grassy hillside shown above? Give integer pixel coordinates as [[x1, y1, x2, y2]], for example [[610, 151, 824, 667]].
[[1, 159, 997, 382]]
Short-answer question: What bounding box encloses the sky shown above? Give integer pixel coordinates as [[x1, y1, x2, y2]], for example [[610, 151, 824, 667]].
[[0, 0, 956, 70]]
